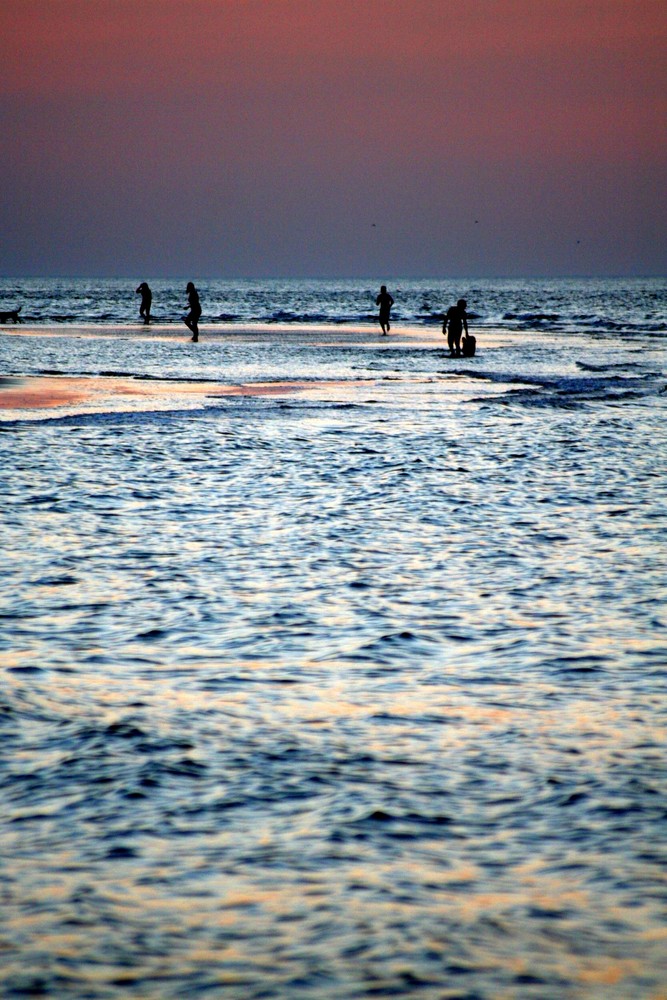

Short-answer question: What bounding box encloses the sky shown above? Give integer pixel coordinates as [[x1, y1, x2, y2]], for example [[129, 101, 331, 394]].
[[0, 0, 665, 278]]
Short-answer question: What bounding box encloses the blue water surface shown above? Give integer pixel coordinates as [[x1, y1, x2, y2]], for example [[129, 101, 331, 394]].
[[1, 275, 665, 334], [1, 303, 666, 998]]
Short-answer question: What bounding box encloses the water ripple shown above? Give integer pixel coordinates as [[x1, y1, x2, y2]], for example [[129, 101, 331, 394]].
[[1, 325, 667, 998]]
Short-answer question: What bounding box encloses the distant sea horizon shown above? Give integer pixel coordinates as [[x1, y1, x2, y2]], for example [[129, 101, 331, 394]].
[[1, 271, 665, 280]]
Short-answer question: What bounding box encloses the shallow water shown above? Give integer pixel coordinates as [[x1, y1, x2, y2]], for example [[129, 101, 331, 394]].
[[1, 321, 667, 998], [1, 275, 666, 334]]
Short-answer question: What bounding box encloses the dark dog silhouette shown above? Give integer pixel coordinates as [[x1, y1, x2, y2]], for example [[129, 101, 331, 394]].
[[0, 306, 22, 323]]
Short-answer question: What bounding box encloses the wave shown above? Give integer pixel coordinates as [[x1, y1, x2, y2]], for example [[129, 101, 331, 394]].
[[2, 276, 665, 335], [503, 312, 561, 324]]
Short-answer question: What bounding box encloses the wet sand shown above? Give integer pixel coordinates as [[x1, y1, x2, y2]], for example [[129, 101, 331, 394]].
[[0, 321, 514, 347], [1, 321, 434, 343], [0, 323, 514, 420], [0, 373, 376, 418]]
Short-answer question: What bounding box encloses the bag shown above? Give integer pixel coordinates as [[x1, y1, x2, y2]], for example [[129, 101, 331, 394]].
[[461, 334, 476, 357]]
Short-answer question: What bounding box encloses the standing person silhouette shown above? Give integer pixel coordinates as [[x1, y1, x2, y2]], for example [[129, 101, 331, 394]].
[[376, 285, 394, 335], [444, 298, 469, 356], [136, 282, 152, 325], [183, 282, 202, 342]]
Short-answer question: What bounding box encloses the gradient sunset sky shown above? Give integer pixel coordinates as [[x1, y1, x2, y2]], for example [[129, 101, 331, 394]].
[[1, 0, 665, 278]]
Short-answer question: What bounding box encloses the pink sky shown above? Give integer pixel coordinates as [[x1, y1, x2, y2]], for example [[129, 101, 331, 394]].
[[1, 0, 665, 276]]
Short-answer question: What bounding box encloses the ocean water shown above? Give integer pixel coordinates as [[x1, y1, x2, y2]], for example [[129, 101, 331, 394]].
[[1, 278, 667, 998], [1, 275, 666, 334]]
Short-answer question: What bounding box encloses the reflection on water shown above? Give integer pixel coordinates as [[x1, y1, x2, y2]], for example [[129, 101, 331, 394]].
[[1, 326, 667, 998]]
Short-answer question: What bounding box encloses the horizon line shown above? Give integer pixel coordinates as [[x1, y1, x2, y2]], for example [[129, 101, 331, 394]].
[[1, 273, 665, 282]]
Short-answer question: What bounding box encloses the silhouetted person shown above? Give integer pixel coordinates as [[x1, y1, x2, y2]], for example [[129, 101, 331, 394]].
[[183, 282, 201, 342], [444, 298, 469, 356], [376, 285, 394, 335], [136, 282, 152, 324]]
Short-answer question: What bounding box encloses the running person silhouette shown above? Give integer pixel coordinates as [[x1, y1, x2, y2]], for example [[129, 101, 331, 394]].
[[376, 285, 394, 335], [183, 282, 202, 342]]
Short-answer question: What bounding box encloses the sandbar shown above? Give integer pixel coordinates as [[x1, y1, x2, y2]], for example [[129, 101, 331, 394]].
[[0, 323, 516, 420], [0, 321, 515, 348], [0, 373, 377, 420]]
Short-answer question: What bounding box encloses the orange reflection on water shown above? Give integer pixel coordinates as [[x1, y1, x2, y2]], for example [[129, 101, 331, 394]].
[[576, 958, 641, 986], [0, 373, 376, 420]]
